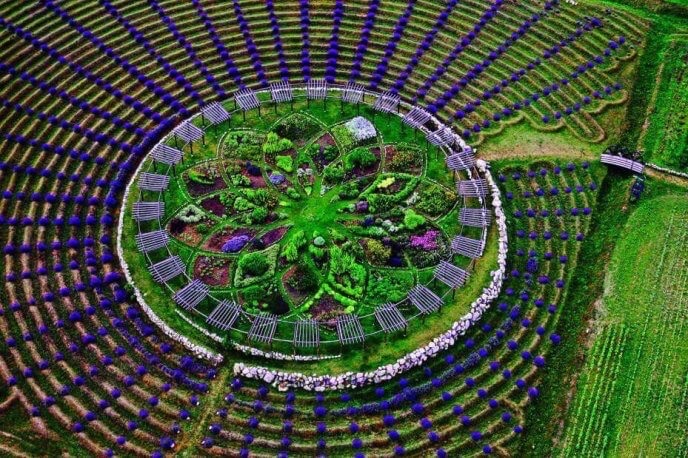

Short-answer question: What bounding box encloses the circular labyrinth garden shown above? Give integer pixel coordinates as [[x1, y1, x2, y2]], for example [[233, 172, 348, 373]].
[[5, 0, 685, 456], [124, 96, 497, 357]]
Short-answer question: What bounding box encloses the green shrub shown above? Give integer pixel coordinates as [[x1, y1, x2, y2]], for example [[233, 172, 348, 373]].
[[188, 169, 213, 185], [308, 245, 326, 260], [230, 174, 251, 187], [196, 223, 209, 234], [368, 193, 397, 213], [345, 147, 377, 170], [238, 252, 270, 277], [286, 187, 301, 200], [323, 164, 345, 183], [241, 284, 266, 305], [223, 131, 263, 159], [323, 145, 339, 161], [338, 182, 360, 199], [388, 147, 422, 171], [276, 155, 294, 173], [233, 196, 253, 212], [250, 207, 268, 223], [293, 230, 307, 248], [331, 124, 356, 151], [275, 113, 321, 140], [367, 271, 414, 303], [282, 241, 299, 262], [287, 263, 318, 292], [262, 132, 293, 155], [219, 192, 236, 208], [244, 188, 273, 206], [366, 239, 391, 265], [404, 209, 426, 230], [416, 184, 456, 216]]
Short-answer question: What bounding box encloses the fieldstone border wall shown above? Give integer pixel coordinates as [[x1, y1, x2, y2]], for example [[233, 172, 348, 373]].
[[647, 163, 688, 180], [233, 159, 507, 391], [232, 344, 342, 362]]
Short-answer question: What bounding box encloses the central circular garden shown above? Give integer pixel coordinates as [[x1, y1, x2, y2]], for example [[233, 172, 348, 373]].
[[183, 114, 458, 318], [122, 95, 498, 360]]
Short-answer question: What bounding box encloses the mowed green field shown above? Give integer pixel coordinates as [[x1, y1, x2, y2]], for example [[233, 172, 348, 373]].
[[641, 39, 688, 170], [558, 194, 688, 457]]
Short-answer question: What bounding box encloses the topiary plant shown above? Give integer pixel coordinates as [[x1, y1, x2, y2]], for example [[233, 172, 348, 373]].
[[276, 155, 294, 173], [403, 209, 426, 230]]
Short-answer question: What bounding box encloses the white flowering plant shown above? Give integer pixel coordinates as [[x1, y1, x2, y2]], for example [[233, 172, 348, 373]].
[[344, 116, 377, 142]]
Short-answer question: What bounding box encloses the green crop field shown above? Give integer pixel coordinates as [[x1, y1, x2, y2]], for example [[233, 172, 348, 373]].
[[640, 39, 688, 170], [559, 195, 688, 456]]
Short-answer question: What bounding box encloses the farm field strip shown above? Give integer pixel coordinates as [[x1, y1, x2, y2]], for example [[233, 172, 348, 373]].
[[559, 197, 688, 457]]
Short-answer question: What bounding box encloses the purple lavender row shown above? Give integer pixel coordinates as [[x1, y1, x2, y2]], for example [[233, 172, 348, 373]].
[[414, 0, 505, 103], [0, 128, 135, 160], [4, 242, 116, 274], [191, 0, 245, 89], [232, 0, 269, 87], [368, 0, 416, 90], [0, 114, 163, 181], [324, 0, 345, 84], [97, 0, 208, 104], [0, 62, 169, 124], [0, 162, 113, 193], [0, 96, 147, 140], [390, 0, 459, 94], [36, 1, 190, 114], [348, 0, 380, 83], [2, 240, 216, 381], [0, 17, 188, 119], [265, 0, 290, 81], [6, 307, 208, 452], [458, 38, 625, 139], [4, 286, 213, 395], [299, 0, 311, 82], [146, 0, 224, 99], [454, 17, 605, 120], [1, 187, 111, 206], [427, 2, 561, 114], [541, 82, 623, 124]]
